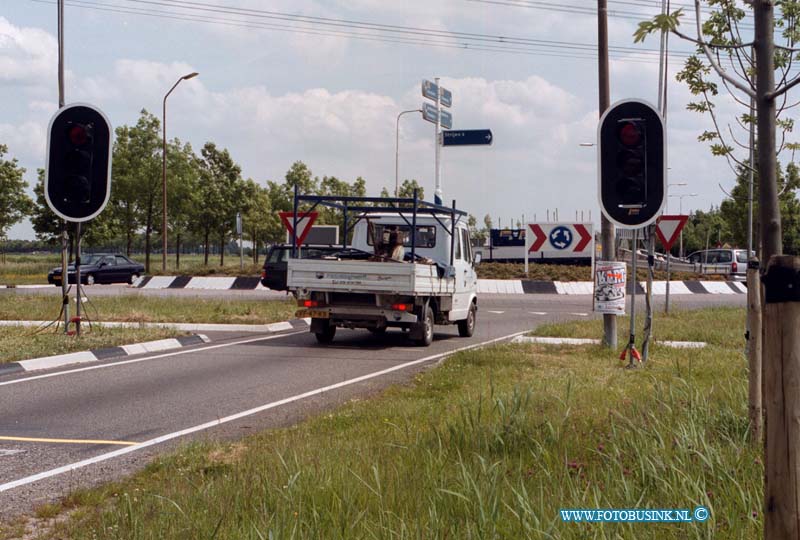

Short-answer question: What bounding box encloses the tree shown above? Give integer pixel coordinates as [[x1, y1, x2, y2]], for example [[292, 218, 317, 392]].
[[720, 161, 800, 254], [196, 142, 243, 266], [110, 110, 161, 269], [31, 169, 61, 245], [285, 160, 317, 195], [397, 179, 424, 200], [0, 144, 33, 243], [166, 138, 200, 269], [635, 0, 799, 261], [241, 179, 272, 263]]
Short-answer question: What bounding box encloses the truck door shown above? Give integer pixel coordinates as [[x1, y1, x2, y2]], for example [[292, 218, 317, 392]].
[[450, 226, 473, 321]]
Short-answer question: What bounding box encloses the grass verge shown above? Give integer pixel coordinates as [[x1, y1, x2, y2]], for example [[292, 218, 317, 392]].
[[0, 326, 187, 364], [0, 295, 296, 325], [20, 306, 758, 539]]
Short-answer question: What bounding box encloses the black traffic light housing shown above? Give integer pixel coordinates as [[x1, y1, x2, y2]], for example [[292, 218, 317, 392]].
[[45, 103, 112, 222], [598, 99, 665, 229]]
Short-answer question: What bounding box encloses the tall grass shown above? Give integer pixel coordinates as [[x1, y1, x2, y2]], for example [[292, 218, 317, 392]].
[[22, 308, 758, 539]]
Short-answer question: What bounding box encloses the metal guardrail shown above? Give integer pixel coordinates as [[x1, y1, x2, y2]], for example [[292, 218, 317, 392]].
[[617, 249, 730, 275]]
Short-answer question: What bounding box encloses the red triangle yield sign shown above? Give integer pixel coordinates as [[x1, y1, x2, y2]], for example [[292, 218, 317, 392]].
[[279, 211, 319, 245], [655, 215, 689, 251]]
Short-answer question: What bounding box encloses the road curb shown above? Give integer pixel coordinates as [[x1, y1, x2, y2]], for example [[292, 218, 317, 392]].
[[132, 275, 747, 295], [2, 334, 211, 375], [0, 319, 312, 334]]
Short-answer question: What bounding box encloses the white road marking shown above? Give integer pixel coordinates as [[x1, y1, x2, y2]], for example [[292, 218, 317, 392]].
[[569, 313, 589, 317], [529, 312, 547, 315], [0, 449, 24, 457], [0, 332, 307, 388], [0, 330, 529, 493], [487, 310, 505, 314]]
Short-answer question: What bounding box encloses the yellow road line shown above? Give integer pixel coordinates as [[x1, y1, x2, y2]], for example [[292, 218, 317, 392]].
[[0, 435, 139, 446]]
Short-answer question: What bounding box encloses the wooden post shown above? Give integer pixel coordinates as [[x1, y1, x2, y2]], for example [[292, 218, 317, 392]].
[[747, 258, 762, 443], [763, 256, 800, 539]]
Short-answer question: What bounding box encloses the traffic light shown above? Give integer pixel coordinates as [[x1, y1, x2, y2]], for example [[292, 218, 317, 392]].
[[45, 103, 112, 222], [598, 99, 665, 229]]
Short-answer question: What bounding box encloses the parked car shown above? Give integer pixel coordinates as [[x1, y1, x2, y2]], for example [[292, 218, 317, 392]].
[[48, 253, 145, 286], [260, 244, 343, 291], [686, 248, 751, 282]]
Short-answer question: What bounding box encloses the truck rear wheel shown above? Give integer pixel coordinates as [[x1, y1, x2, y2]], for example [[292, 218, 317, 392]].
[[458, 302, 476, 337], [313, 319, 336, 344], [412, 306, 434, 347]]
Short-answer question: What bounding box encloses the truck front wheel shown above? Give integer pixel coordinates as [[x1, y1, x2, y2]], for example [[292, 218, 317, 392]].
[[458, 302, 477, 337], [313, 319, 336, 344]]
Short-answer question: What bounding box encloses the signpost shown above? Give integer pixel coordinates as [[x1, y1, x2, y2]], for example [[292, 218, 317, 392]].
[[655, 215, 689, 313], [422, 78, 453, 204], [442, 129, 493, 146]]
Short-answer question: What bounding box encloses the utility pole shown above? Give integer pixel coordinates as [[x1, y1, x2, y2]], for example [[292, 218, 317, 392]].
[[57, 0, 69, 334], [598, 0, 617, 348]]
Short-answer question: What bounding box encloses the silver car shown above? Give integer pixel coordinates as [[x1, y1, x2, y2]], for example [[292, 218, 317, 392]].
[[687, 248, 750, 282]]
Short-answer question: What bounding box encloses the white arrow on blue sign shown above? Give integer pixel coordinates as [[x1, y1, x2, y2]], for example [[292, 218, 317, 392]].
[[442, 129, 493, 147]]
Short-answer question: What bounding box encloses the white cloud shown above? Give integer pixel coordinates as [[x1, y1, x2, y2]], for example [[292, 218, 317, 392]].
[[0, 16, 56, 87]]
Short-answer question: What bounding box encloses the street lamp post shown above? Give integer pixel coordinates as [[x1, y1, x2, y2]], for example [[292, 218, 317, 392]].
[[162, 71, 199, 272], [669, 192, 698, 258], [395, 109, 421, 197], [666, 182, 688, 212]]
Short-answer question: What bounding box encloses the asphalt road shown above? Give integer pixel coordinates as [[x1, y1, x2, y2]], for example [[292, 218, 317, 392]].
[[0, 292, 744, 517]]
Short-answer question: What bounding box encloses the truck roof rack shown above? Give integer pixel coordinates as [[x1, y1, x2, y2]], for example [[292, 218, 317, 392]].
[[290, 186, 467, 264]]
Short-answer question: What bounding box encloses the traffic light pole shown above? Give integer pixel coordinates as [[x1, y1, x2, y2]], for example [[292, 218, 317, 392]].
[[598, 0, 617, 348], [75, 222, 81, 336]]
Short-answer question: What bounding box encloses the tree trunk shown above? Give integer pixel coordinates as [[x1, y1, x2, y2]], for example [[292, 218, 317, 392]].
[[176, 232, 181, 270], [144, 215, 152, 275], [125, 204, 133, 257], [203, 229, 210, 265], [252, 227, 258, 264], [219, 230, 225, 266], [755, 1, 781, 260]]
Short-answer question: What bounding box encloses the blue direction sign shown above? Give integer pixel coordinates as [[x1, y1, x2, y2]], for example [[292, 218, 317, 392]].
[[440, 109, 452, 129], [422, 103, 453, 129], [421, 79, 452, 108], [441, 129, 493, 146]]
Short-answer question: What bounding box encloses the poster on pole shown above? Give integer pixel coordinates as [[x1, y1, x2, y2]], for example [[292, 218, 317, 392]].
[[594, 261, 627, 315]]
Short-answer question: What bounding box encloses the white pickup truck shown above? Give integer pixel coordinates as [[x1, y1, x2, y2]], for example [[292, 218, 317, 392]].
[[288, 211, 480, 346]]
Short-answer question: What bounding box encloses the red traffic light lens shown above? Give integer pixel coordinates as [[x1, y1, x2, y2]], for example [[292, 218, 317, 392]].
[[69, 125, 89, 146], [618, 123, 641, 146]]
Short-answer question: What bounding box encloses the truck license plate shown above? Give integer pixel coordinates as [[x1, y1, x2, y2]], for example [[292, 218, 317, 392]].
[[295, 309, 329, 319]]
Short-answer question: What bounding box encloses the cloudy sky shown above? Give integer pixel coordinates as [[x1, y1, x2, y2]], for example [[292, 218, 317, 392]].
[[3, 0, 748, 240]]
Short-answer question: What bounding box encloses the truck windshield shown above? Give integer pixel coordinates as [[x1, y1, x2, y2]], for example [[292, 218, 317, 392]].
[[367, 224, 436, 248]]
